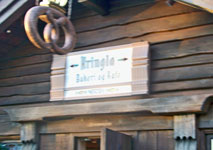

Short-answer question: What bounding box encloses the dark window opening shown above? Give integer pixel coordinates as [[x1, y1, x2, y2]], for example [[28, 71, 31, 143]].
[[75, 137, 100, 150]]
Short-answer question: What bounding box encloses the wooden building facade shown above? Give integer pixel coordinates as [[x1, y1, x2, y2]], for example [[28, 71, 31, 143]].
[[0, 0, 213, 150]]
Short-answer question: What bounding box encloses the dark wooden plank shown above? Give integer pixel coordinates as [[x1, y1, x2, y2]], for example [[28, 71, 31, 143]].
[[151, 64, 213, 83], [157, 130, 174, 150], [0, 82, 50, 97], [152, 54, 213, 69], [101, 128, 132, 150], [55, 134, 73, 150], [0, 114, 20, 136], [152, 89, 213, 99], [151, 35, 213, 60], [0, 73, 50, 87], [40, 134, 56, 150], [0, 41, 14, 57], [199, 104, 213, 129], [40, 115, 173, 134], [197, 130, 206, 150], [72, 2, 98, 20], [0, 54, 52, 70], [141, 24, 213, 44], [0, 62, 51, 80], [0, 43, 50, 63], [5, 94, 212, 121], [109, 0, 157, 11], [78, 0, 109, 15], [75, 24, 213, 51], [152, 78, 213, 93], [76, 11, 213, 47], [72, 0, 157, 20], [74, 1, 197, 32], [0, 94, 49, 105], [137, 131, 157, 150]]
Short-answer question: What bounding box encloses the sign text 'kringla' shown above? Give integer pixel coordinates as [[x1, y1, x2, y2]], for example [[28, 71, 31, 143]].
[[75, 55, 121, 83]]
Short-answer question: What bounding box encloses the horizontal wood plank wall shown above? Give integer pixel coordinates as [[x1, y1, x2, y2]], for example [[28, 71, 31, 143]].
[[0, 0, 213, 139], [198, 104, 213, 129], [0, 43, 51, 105], [0, 113, 20, 136], [0, 0, 212, 105], [39, 130, 174, 150], [71, 0, 213, 95]]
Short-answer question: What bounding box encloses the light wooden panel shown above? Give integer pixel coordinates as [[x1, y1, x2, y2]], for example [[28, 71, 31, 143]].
[[50, 55, 66, 101], [174, 114, 197, 150]]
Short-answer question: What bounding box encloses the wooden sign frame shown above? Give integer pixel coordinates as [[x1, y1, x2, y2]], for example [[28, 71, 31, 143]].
[[50, 42, 149, 101]]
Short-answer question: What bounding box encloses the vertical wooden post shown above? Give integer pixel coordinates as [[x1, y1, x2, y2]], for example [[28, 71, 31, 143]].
[[21, 122, 39, 150], [174, 114, 197, 150]]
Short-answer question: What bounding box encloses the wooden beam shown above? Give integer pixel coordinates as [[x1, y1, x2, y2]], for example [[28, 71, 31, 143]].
[[78, 0, 109, 15], [5, 94, 213, 122]]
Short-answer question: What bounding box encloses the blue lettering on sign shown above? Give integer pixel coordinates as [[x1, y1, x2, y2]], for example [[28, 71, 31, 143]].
[[80, 55, 115, 71]]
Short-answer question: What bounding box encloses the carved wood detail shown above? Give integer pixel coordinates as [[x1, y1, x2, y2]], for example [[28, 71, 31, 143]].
[[21, 122, 39, 150], [174, 114, 197, 150]]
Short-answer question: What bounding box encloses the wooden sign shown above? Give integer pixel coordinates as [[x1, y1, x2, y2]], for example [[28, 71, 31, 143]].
[[50, 42, 149, 101], [176, 0, 213, 13]]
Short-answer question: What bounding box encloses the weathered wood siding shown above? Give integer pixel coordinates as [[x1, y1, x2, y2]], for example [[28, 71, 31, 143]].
[[0, 0, 213, 145], [39, 130, 174, 150], [0, 0, 212, 104], [0, 44, 51, 105], [38, 114, 174, 150]]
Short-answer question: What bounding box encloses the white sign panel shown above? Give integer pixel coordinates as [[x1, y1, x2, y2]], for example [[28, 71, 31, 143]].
[[50, 42, 149, 101], [66, 48, 132, 88]]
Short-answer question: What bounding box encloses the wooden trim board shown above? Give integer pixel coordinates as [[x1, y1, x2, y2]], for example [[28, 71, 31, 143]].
[[5, 94, 213, 122]]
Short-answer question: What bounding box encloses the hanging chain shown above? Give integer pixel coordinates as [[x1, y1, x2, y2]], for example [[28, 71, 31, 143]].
[[67, 0, 73, 19]]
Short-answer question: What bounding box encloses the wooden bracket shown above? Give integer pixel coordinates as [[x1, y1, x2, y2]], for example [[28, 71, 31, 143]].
[[21, 122, 39, 150], [174, 114, 197, 150], [78, 0, 109, 15]]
